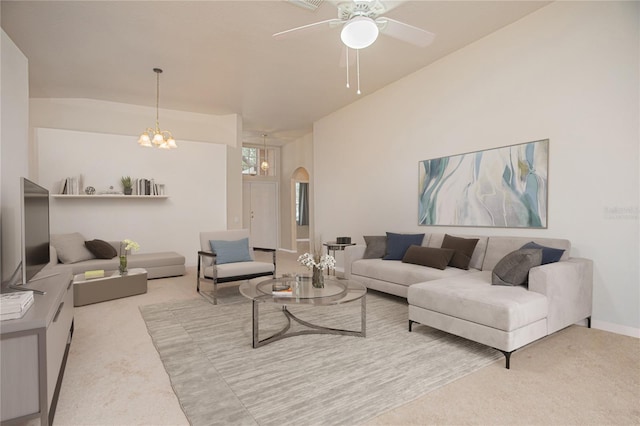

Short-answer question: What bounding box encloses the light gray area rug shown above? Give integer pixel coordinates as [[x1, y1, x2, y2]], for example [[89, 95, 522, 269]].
[[140, 290, 502, 426]]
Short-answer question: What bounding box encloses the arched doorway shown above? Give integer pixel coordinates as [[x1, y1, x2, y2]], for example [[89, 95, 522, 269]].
[[291, 167, 310, 253]]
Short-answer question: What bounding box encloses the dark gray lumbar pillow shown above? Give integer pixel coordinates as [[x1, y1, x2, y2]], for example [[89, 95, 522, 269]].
[[363, 236, 387, 259], [402, 245, 455, 270], [492, 248, 543, 286]]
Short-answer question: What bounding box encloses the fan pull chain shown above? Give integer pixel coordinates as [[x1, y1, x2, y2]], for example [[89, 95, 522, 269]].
[[356, 49, 361, 95], [346, 47, 350, 89]]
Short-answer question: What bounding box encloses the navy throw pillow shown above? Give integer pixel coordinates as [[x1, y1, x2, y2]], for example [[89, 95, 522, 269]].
[[383, 232, 425, 260], [520, 241, 565, 265]]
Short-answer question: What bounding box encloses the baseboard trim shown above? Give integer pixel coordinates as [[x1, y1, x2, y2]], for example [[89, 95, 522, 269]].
[[592, 320, 640, 338]]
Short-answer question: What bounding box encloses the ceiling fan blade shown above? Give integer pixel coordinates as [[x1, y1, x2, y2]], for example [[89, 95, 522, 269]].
[[376, 17, 435, 47], [273, 18, 343, 40]]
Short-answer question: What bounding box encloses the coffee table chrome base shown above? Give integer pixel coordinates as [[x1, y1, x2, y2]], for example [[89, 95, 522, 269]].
[[252, 296, 366, 348]]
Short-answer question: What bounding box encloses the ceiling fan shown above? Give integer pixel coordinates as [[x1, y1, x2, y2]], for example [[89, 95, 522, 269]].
[[273, 0, 436, 50]]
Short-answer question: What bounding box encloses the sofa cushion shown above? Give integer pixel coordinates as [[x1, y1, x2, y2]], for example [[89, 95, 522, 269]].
[[351, 258, 469, 287], [492, 249, 543, 286], [402, 246, 455, 270], [51, 233, 95, 264], [85, 239, 118, 259], [408, 271, 548, 332], [441, 234, 479, 270], [209, 238, 252, 264], [363, 236, 387, 259], [204, 260, 274, 279], [521, 241, 565, 265], [383, 233, 425, 260]]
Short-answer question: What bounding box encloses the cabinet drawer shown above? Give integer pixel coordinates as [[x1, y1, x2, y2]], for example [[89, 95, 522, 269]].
[[46, 281, 74, 408]]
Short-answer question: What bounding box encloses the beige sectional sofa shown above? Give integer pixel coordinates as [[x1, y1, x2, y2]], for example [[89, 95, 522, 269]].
[[344, 233, 593, 368], [49, 233, 185, 279]]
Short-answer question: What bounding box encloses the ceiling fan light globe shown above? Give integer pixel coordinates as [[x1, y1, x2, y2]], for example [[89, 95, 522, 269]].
[[341, 16, 379, 49]]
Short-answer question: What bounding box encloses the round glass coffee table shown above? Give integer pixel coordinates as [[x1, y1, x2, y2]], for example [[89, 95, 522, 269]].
[[239, 275, 367, 348]]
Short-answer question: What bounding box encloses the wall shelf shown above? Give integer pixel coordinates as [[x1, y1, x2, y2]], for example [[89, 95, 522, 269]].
[[51, 195, 168, 199]]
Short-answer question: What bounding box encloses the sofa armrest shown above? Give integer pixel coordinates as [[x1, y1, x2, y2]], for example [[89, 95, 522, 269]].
[[528, 257, 593, 334], [344, 245, 366, 279], [49, 245, 60, 265]]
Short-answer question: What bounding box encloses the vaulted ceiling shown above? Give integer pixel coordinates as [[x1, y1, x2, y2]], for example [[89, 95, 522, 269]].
[[1, 1, 549, 145]]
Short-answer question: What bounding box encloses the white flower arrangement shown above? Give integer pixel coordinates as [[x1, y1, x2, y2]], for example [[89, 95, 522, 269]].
[[297, 252, 336, 270], [121, 239, 140, 255]]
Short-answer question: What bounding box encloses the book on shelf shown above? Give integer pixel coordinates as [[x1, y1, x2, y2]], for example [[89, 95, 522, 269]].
[[59, 175, 83, 194], [1, 291, 35, 320], [135, 178, 163, 196]]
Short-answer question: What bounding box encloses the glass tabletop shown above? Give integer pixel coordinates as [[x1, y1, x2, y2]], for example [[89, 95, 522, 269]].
[[239, 275, 366, 306]]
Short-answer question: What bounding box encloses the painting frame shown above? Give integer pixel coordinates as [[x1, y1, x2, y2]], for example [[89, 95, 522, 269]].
[[418, 139, 549, 228]]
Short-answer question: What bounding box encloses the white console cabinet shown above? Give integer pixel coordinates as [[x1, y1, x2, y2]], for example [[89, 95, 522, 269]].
[[0, 269, 74, 425]]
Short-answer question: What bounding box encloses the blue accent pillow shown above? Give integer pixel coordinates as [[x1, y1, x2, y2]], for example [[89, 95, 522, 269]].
[[520, 241, 565, 265], [209, 238, 252, 264], [383, 232, 425, 260]]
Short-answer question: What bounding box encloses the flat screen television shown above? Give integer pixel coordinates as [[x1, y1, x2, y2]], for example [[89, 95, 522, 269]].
[[21, 177, 50, 284]]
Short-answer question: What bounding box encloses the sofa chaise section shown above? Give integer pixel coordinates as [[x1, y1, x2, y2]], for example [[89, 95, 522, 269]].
[[49, 235, 185, 279], [345, 233, 593, 368]]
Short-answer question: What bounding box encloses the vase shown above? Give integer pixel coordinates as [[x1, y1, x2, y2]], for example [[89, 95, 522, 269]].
[[119, 255, 128, 275], [124, 188, 133, 195], [312, 266, 324, 288]]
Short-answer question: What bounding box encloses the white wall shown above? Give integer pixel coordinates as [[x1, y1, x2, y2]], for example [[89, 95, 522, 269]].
[[36, 128, 227, 265], [314, 2, 639, 335], [0, 30, 29, 282]]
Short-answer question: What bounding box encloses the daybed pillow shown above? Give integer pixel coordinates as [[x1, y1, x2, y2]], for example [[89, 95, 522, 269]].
[[383, 232, 425, 260], [402, 245, 455, 270], [521, 241, 565, 265], [85, 239, 117, 259], [492, 248, 543, 286], [441, 234, 479, 270], [51, 232, 95, 264], [363, 236, 387, 259], [209, 238, 252, 264]]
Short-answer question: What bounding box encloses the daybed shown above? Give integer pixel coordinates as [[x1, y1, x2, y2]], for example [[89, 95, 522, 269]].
[[49, 233, 185, 279], [344, 233, 593, 368]]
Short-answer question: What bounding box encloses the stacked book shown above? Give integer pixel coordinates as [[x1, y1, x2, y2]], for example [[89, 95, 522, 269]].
[[272, 283, 293, 297], [1, 291, 35, 321]]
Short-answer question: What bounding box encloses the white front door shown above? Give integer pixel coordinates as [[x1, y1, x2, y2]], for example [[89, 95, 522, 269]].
[[243, 181, 278, 249]]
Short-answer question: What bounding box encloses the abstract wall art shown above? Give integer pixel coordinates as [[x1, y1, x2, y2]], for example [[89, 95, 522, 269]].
[[418, 139, 548, 228]]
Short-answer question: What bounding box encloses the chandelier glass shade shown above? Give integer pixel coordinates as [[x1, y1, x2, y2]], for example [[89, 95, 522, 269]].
[[260, 134, 270, 171], [340, 16, 379, 50], [138, 68, 177, 149]]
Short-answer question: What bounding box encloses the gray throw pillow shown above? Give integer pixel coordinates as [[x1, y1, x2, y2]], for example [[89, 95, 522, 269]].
[[85, 239, 118, 259], [492, 248, 543, 286], [363, 236, 387, 259], [51, 232, 95, 264], [402, 245, 455, 270]]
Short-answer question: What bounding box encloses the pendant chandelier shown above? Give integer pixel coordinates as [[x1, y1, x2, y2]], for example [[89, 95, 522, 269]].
[[138, 68, 177, 149], [260, 134, 270, 171]]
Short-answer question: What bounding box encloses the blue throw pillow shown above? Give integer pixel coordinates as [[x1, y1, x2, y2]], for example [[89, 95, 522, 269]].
[[383, 232, 425, 260], [520, 241, 565, 265], [209, 238, 252, 264]]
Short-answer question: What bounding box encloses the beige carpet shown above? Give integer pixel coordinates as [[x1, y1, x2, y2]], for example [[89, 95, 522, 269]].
[[51, 250, 639, 425]]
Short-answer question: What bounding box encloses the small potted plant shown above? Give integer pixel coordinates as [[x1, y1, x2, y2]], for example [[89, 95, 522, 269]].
[[121, 176, 133, 195]]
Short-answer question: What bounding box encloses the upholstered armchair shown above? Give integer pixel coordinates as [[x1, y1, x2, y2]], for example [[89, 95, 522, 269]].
[[197, 229, 276, 303]]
